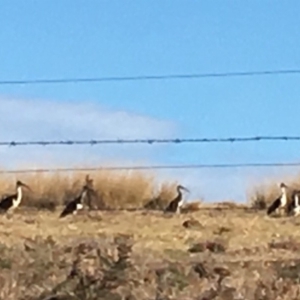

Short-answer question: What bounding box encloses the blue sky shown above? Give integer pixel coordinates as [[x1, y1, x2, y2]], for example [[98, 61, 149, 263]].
[[1, 1, 300, 202]]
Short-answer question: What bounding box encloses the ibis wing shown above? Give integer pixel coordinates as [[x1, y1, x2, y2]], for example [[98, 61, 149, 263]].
[[0, 194, 15, 211], [59, 201, 76, 218], [164, 199, 178, 213], [267, 197, 281, 215], [287, 200, 295, 215], [287, 192, 300, 215], [164, 193, 183, 213], [59, 195, 81, 218]]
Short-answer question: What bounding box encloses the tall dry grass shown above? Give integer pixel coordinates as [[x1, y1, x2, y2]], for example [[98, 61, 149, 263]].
[[0, 171, 178, 211]]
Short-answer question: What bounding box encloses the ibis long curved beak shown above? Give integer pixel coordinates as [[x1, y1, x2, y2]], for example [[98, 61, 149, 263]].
[[183, 187, 190, 193], [20, 182, 32, 192], [179, 185, 190, 193]]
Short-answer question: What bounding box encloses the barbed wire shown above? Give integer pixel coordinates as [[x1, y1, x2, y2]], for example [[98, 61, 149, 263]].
[[1, 69, 300, 85], [1, 162, 300, 174], [2, 136, 300, 147]]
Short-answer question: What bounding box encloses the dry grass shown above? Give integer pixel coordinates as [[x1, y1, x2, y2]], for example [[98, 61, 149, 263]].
[[180, 201, 202, 213], [1, 206, 300, 299], [2, 171, 300, 298], [0, 171, 180, 211]]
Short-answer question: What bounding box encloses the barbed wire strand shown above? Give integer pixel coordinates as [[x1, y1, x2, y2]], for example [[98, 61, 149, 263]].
[[1, 162, 300, 174], [1, 69, 300, 85], [2, 136, 300, 147]]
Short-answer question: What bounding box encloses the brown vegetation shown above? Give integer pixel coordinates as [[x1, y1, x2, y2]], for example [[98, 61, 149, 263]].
[[0, 172, 300, 299], [0, 202, 299, 299], [0, 171, 181, 211]]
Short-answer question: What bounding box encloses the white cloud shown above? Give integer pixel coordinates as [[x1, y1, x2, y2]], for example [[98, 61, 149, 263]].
[[0, 97, 292, 203], [0, 97, 177, 168], [0, 97, 176, 140]]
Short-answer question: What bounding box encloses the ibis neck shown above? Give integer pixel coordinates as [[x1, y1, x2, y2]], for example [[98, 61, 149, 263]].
[[16, 186, 22, 204], [177, 187, 182, 196], [80, 189, 87, 201], [281, 187, 287, 195]]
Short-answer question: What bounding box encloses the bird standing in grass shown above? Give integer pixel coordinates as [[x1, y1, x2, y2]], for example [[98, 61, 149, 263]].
[[293, 194, 300, 216], [164, 185, 190, 214], [286, 190, 300, 216], [0, 180, 32, 213], [59, 180, 95, 218], [266, 182, 288, 216]]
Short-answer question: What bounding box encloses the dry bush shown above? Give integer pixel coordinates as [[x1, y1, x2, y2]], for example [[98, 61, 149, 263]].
[[180, 201, 202, 213], [248, 183, 279, 210], [143, 181, 178, 210], [0, 171, 177, 211]]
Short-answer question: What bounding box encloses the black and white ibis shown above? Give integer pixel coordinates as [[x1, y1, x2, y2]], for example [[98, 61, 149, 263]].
[[164, 185, 190, 214], [0, 180, 31, 213], [287, 190, 300, 216], [59, 181, 95, 218], [267, 182, 288, 216]]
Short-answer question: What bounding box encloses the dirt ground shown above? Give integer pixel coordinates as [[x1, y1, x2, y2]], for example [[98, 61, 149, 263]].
[[1, 206, 300, 299]]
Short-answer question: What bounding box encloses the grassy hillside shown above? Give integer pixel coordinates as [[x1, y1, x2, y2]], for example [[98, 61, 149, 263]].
[[0, 206, 300, 299], [0, 171, 299, 299]]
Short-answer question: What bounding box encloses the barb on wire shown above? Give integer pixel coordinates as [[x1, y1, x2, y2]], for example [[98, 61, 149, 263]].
[[2, 136, 300, 147], [1, 162, 300, 174]]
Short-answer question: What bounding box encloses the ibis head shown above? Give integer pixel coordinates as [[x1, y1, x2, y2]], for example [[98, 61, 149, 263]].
[[280, 182, 287, 189], [85, 174, 94, 186], [177, 185, 190, 193], [16, 180, 32, 192]]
